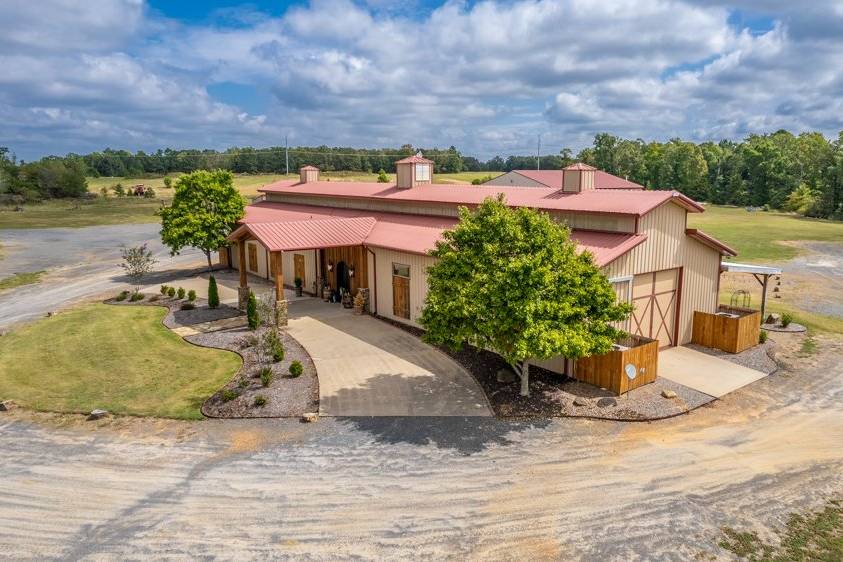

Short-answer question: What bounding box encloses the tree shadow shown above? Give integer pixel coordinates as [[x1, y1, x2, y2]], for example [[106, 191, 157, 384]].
[[322, 372, 550, 455]]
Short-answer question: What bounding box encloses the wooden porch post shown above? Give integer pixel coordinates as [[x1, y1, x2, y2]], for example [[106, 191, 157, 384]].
[[273, 250, 288, 327], [237, 239, 249, 311]]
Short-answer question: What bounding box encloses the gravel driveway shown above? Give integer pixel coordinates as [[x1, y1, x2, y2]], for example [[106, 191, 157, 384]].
[[0, 224, 203, 328], [1, 333, 840, 560]]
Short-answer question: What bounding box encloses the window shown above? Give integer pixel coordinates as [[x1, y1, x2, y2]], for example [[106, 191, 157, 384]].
[[392, 263, 410, 278], [414, 163, 430, 181]]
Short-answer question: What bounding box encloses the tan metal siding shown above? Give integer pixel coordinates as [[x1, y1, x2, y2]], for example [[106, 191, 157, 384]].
[[282, 249, 317, 293], [371, 247, 436, 328], [602, 202, 721, 344], [484, 172, 548, 188]]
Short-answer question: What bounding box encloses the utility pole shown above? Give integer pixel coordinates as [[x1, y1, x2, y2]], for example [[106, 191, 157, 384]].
[[285, 135, 289, 176], [537, 134, 541, 170]]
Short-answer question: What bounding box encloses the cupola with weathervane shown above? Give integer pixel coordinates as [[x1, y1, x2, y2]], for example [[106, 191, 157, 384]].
[[395, 151, 434, 189]]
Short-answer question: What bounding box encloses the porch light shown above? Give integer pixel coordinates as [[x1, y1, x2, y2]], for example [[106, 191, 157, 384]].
[[348, 265, 355, 277], [327, 261, 333, 272]]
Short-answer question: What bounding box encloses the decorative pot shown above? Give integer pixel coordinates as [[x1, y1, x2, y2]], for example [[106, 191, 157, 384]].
[[295, 286, 303, 297]]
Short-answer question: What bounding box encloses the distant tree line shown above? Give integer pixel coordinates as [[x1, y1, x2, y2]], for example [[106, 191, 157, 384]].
[[2, 130, 843, 218]]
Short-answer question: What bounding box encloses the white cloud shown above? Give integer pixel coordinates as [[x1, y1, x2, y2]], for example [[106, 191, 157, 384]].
[[2, 0, 843, 160]]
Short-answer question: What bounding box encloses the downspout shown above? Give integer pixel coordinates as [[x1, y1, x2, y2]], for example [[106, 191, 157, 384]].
[[365, 246, 377, 314]]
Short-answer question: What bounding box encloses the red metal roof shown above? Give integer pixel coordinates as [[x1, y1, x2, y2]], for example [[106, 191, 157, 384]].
[[259, 179, 700, 215], [509, 169, 643, 190], [231, 201, 646, 265], [685, 228, 737, 256]]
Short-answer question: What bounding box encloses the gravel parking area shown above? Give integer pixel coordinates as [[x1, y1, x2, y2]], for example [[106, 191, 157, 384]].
[[375, 315, 713, 421]]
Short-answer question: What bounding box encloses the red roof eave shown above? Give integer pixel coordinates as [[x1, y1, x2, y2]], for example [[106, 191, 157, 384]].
[[685, 228, 737, 256]]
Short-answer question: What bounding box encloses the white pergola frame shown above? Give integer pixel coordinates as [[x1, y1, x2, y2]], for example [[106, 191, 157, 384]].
[[721, 262, 783, 323]]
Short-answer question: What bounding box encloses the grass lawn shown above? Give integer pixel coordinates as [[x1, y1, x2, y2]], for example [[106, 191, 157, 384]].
[[0, 271, 45, 292], [0, 197, 163, 228], [0, 303, 241, 419], [689, 205, 843, 263]]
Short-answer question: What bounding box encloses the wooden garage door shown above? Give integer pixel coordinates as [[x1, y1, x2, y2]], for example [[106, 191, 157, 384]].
[[632, 268, 679, 347]]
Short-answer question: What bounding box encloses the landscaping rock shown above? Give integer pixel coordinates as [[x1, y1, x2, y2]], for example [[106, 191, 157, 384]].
[[86, 409, 109, 421], [765, 313, 780, 324], [496, 368, 517, 384], [301, 412, 318, 423], [597, 397, 617, 408], [0, 400, 15, 412], [572, 396, 589, 407], [661, 389, 677, 399]]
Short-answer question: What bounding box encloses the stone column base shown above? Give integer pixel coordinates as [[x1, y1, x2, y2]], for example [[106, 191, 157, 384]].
[[275, 299, 289, 327], [238, 287, 250, 311]]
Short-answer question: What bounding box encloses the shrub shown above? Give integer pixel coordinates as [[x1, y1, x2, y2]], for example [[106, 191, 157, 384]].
[[180, 302, 195, 310], [99, 186, 110, 198], [130, 291, 144, 302], [781, 312, 793, 328], [163, 176, 172, 189], [115, 290, 129, 301], [272, 344, 285, 362], [221, 389, 239, 402], [253, 395, 267, 407], [160, 284, 169, 295], [259, 367, 273, 387], [208, 275, 219, 309], [143, 187, 156, 198], [759, 329, 768, 344], [238, 377, 249, 389], [247, 291, 259, 330], [294, 276, 302, 288], [177, 287, 185, 299], [111, 183, 125, 197], [187, 289, 196, 302], [289, 360, 303, 378], [377, 168, 389, 183], [167, 286, 176, 297]]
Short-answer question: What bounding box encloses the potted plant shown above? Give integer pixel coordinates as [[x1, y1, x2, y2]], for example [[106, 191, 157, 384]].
[[353, 291, 365, 315], [294, 277, 303, 297]]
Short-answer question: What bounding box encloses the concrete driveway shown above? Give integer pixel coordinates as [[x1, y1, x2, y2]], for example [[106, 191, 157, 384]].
[[287, 299, 492, 416], [659, 346, 769, 397]]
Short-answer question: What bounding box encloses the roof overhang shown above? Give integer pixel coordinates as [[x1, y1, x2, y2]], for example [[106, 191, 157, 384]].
[[685, 228, 737, 256], [227, 217, 376, 252], [720, 262, 782, 275]]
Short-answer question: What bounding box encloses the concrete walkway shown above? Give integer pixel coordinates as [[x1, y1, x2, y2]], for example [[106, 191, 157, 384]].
[[287, 299, 492, 416], [659, 346, 769, 397]]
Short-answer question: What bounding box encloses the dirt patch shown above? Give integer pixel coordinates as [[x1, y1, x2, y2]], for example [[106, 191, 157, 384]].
[[374, 315, 714, 421], [199, 326, 318, 418]]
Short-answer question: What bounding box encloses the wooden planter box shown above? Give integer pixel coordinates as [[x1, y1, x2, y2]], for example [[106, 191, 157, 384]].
[[574, 336, 659, 396], [692, 305, 760, 354]]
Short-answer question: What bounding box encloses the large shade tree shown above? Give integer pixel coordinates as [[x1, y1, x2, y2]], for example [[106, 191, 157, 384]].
[[159, 170, 245, 270], [419, 196, 631, 396]]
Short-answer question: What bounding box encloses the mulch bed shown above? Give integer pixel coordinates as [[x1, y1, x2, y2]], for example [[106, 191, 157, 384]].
[[374, 315, 713, 421], [761, 321, 807, 333], [107, 291, 318, 418], [198, 326, 318, 419]]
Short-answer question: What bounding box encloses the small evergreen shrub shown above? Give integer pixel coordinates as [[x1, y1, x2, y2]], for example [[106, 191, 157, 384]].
[[163, 176, 173, 189], [272, 344, 285, 362], [289, 360, 303, 378], [759, 329, 768, 344], [130, 292, 144, 302], [177, 287, 185, 299], [377, 168, 389, 183], [221, 389, 239, 402], [208, 275, 219, 309], [160, 284, 169, 295], [259, 367, 273, 387], [187, 289, 196, 302], [780, 312, 793, 328], [167, 287, 176, 297], [238, 377, 249, 389], [115, 290, 129, 301], [253, 395, 267, 407], [247, 291, 259, 330]]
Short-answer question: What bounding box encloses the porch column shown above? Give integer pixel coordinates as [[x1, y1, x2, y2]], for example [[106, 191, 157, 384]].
[[273, 250, 288, 327], [237, 239, 250, 311]]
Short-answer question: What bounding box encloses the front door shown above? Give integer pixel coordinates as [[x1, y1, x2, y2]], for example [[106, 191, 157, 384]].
[[392, 263, 411, 319], [294, 254, 306, 288], [335, 261, 350, 293], [631, 268, 679, 347]]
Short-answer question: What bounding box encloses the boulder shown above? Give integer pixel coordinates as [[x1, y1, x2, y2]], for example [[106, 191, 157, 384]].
[[86, 409, 109, 421], [301, 412, 318, 423], [572, 396, 589, 407], [0, 400, 15, 412], [765, 313, 780, 325], [661, 389, 677, 399], [597, 397, 617, 408], [496, 368, 517, 384]]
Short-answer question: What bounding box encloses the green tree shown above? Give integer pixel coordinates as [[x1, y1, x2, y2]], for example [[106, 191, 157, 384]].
[[120, 243, 157, 292], [419, 196, 631, 396], [376, 168, 389, 183], [159, 170, 245, 271], [246, 291, 259, 330], [208, 275, 220, 309]]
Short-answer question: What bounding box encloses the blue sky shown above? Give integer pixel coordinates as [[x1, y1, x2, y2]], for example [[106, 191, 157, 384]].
[[2, 1, 841, 161]]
